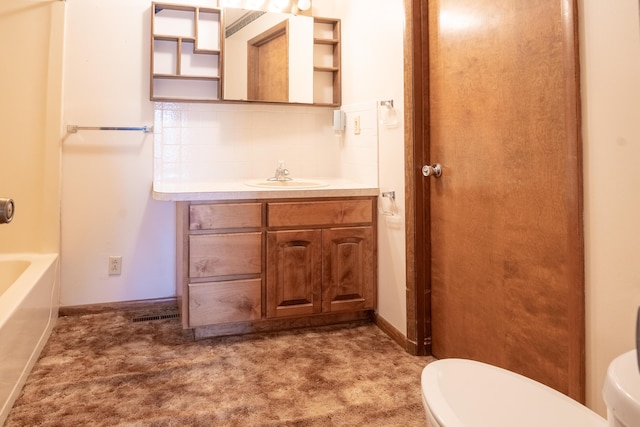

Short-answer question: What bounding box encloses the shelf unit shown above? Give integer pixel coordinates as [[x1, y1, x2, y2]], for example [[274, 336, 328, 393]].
[[151, 3, 223, 102], [313, 17, 341, 106]]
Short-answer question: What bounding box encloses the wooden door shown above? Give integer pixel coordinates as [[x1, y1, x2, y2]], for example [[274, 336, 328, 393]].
[[415, 0, 584, 400], [322, 227, 375, 313], [247, 21, 289, 102], [266, 229, 322, 318]]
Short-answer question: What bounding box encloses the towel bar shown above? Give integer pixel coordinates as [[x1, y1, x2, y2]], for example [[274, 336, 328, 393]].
[[66, 125, 153, 133]]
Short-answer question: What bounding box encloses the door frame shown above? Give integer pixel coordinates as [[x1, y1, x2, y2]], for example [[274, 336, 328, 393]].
[[403, 0, 586, 401], [403, 0, 431, 357], [247, 20, 289, 101]]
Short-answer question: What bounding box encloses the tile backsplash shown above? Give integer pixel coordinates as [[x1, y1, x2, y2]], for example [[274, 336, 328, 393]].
[[153, 101, 379, 187]]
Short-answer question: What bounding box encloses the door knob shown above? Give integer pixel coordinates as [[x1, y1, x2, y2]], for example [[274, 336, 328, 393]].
[[422, 163, 442, 178]]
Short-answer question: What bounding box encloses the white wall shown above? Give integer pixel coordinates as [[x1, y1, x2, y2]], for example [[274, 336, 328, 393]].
[[580, 0, 640, 415], [61, 0, 174, 305], [335, 0, 407, 334]]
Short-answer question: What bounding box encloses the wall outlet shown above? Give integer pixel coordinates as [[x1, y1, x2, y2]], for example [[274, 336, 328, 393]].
[[109, 256, 122, 275], [354, 115, 361, 135]]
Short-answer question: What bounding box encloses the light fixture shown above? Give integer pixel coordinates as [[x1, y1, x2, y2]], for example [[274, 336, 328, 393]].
[[248, 0, 266, 8], [274, 0, 289, 10], [223, 0, 308, 14], [297, 0, 311, 11]]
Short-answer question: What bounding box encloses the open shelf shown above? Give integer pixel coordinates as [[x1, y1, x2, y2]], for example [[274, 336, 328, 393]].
[[313, 17, 341, 106], [151, 4, 341, 106], [151, 2, 223, 102]]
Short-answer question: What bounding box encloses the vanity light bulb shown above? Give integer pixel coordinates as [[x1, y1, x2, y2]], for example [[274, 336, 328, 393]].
[[274, 0, 289, 9], [248, 0, 265, 8], [297, 0, 311, 11]]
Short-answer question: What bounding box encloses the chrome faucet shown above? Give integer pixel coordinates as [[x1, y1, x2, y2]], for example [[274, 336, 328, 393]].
[[268, 160, 292, 181]]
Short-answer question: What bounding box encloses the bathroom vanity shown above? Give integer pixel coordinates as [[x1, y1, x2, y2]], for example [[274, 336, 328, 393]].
[[155, 182, 378, 339]]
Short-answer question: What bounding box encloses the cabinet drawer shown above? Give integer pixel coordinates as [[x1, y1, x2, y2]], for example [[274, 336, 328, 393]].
[[267, 199, 372, 227], [188, 279, 261, 326], [189, 232, 262, 277], [190, 203, 262, 230]]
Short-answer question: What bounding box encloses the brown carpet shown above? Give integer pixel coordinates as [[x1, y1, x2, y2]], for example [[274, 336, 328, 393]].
[[5, 310, 433, 426]]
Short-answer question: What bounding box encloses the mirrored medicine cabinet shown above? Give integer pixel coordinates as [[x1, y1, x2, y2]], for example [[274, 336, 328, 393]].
[[150, 2, 341, 106]]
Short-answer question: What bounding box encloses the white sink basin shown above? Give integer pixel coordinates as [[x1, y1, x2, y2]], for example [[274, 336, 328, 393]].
[[245, 179, 328, 189]]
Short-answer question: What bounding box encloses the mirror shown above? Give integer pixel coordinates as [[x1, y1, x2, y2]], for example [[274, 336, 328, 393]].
[[223, 8, 314, 104]]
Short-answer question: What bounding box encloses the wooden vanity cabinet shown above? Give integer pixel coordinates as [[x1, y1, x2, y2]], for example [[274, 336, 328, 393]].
[[266, 199, 376, 318], [176, 197, 377, 337]]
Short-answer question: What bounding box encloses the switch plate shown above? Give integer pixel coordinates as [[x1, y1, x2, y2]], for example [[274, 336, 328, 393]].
[[109, 256, 122, 275], [354, 115, 361, 135]]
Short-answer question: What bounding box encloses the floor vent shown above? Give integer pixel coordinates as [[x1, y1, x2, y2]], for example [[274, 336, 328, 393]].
[[132, 312, 180, 323]]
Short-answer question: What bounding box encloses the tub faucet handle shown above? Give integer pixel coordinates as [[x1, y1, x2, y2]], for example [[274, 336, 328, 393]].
[[0, 198, 14, 224]]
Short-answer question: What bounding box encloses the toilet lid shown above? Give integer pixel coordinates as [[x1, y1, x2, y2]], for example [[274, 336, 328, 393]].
[[421, 359, 606, 427]]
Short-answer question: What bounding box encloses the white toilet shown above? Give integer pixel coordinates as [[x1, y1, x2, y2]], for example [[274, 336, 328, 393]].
[[421, 356, 629, 427], [603, 349, 640, 427]]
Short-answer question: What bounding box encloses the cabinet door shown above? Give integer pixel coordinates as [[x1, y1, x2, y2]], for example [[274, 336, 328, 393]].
[[267, 230, 322, 318], [322, 227, 375, 312]]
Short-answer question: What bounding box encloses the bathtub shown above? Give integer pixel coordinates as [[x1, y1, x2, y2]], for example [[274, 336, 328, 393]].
[[0, 253, 59, 424]]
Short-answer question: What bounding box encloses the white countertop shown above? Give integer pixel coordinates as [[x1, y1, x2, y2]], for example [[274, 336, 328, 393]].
[[152, 178, 379, 201]]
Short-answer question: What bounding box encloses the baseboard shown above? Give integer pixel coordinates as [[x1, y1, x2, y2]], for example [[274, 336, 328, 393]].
[[59, 297, 178, 317], [194, 311, 374, 340], [372, 312, 413, 353]]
